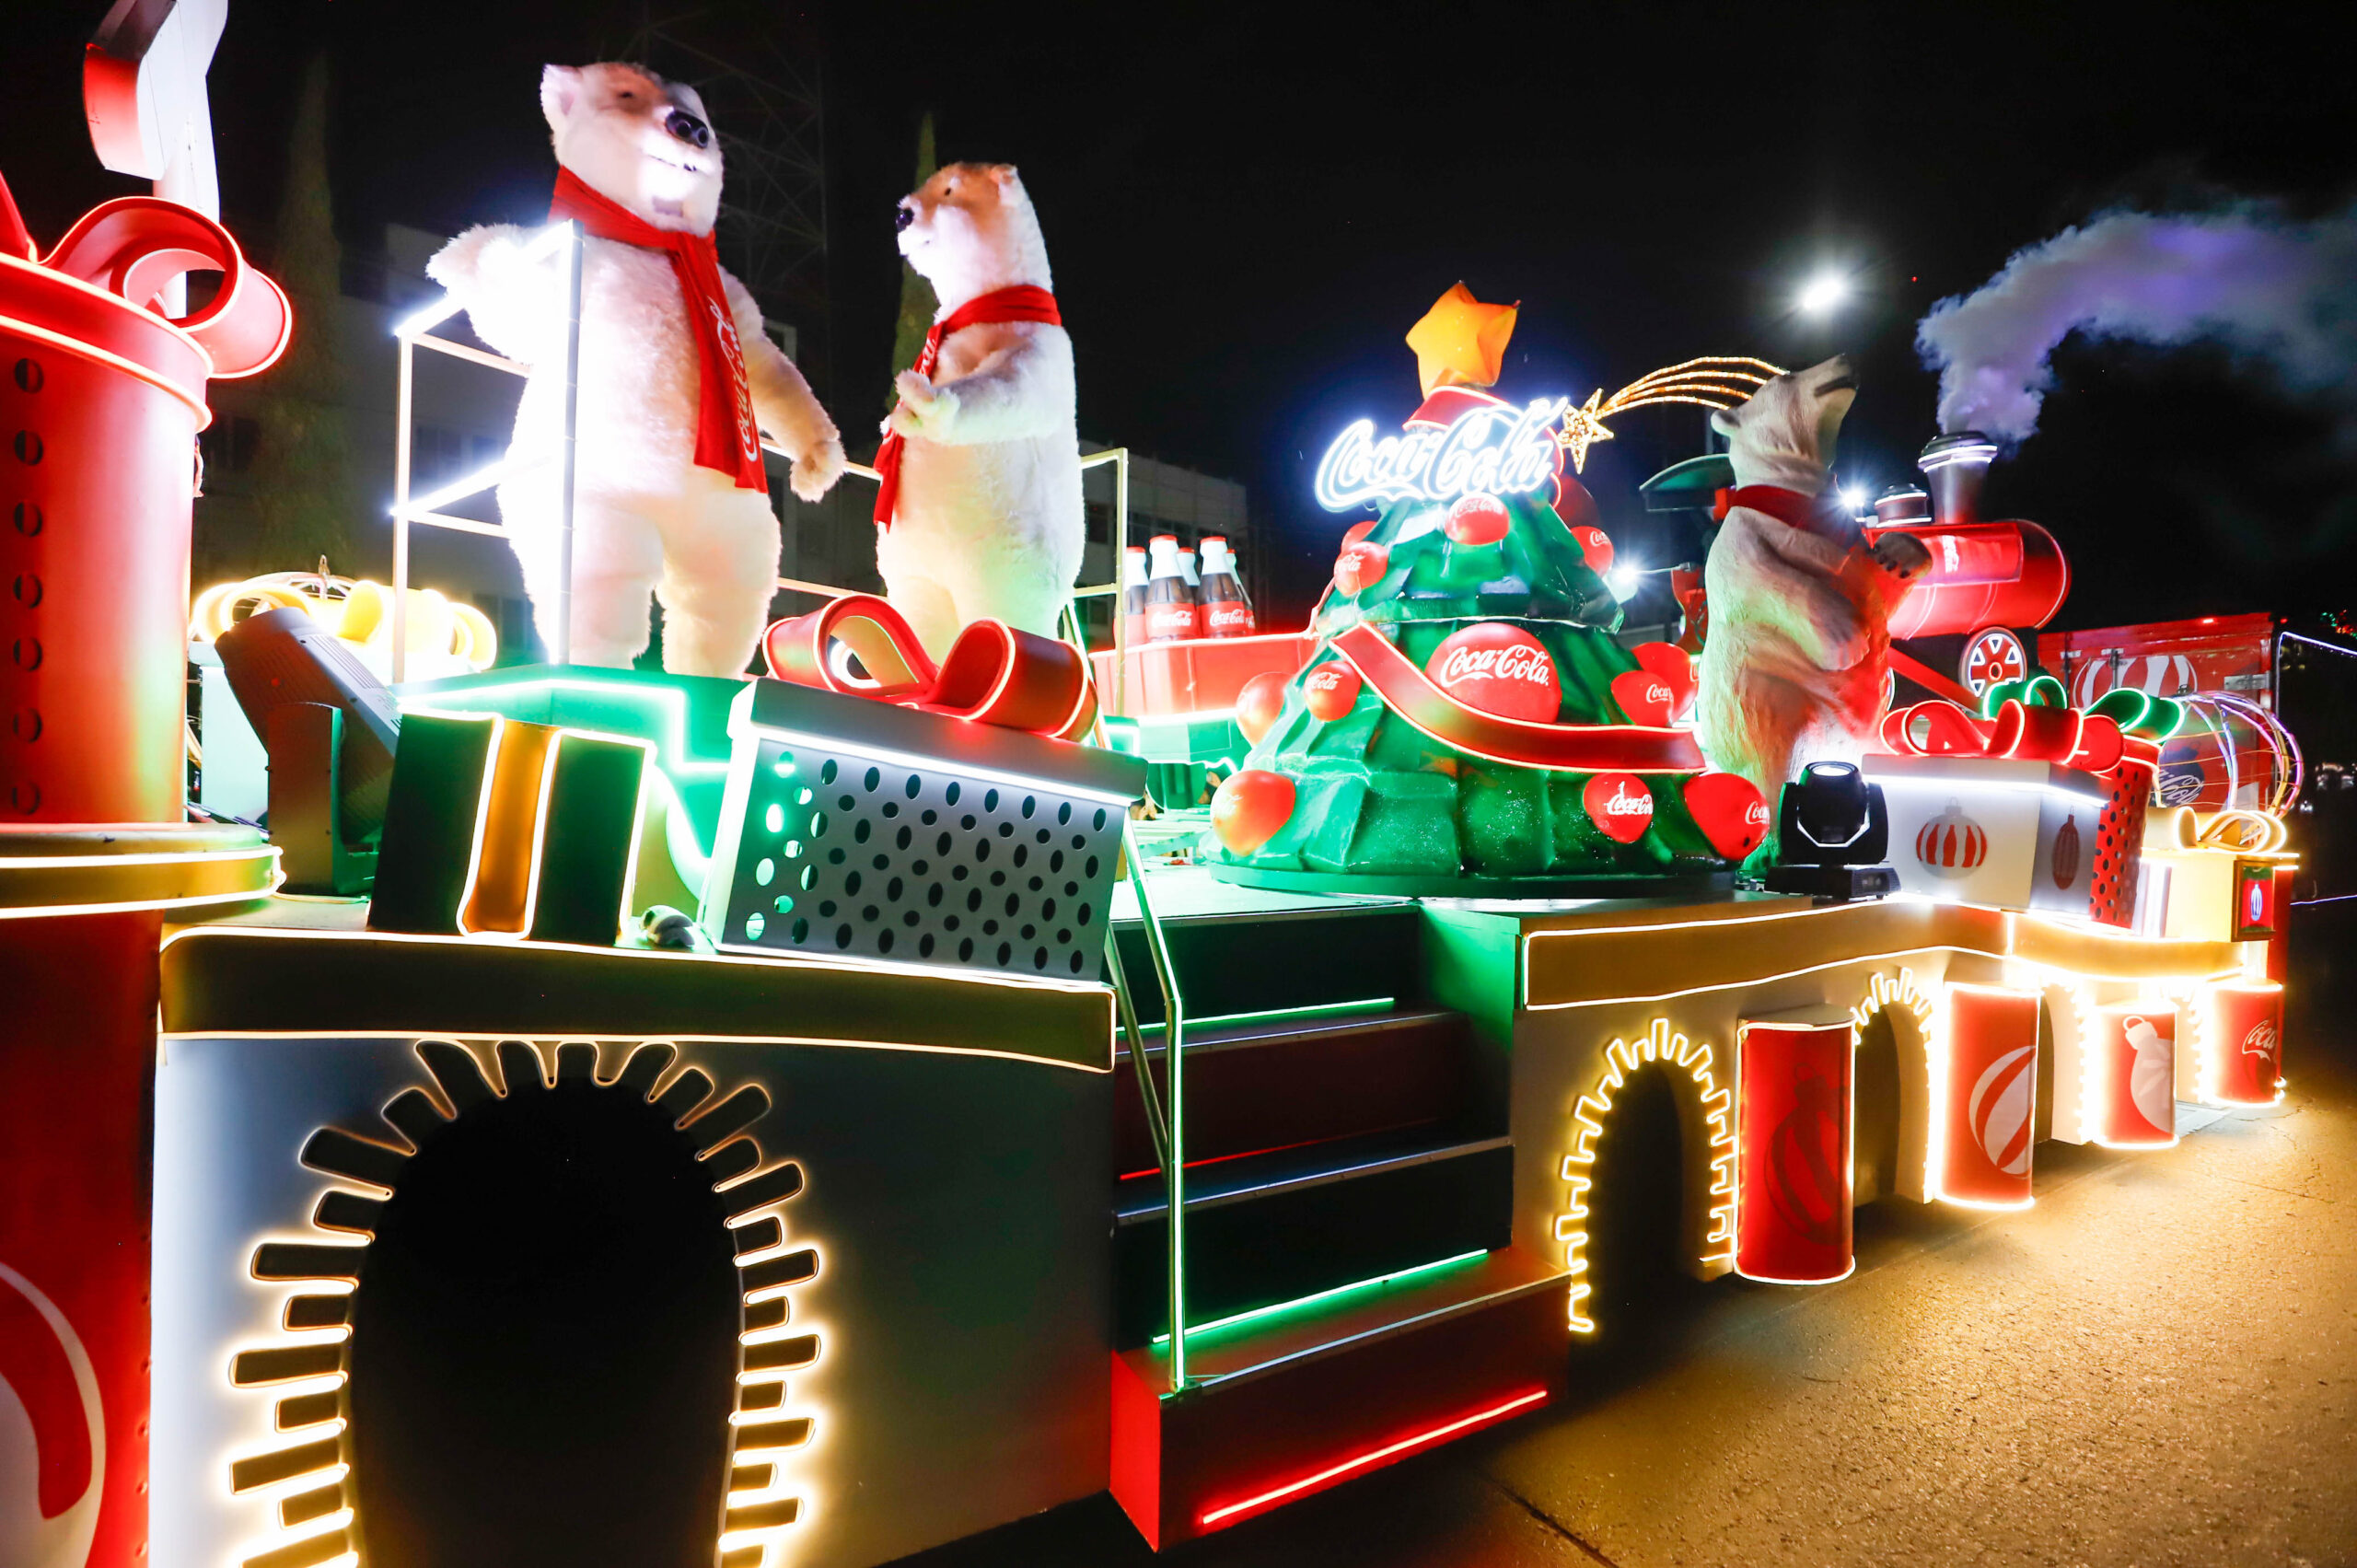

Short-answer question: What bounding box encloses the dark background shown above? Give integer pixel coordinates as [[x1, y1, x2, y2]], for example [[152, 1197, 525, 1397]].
[[7, 0, 2353, 629]]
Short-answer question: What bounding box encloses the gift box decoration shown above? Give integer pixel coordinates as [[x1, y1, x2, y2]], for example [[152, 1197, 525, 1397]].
[[1736, 1015, 1855, 1284], [368, 710, 653, 945]]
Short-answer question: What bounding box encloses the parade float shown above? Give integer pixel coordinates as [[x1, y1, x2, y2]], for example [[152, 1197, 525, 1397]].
[[0, 31, 2324, 1568]]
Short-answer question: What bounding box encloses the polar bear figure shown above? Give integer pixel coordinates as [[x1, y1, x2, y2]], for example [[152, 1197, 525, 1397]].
[[879, 162, 1083, 658], [1694, 355, 1929, 804], [427, 63, 844, 675]]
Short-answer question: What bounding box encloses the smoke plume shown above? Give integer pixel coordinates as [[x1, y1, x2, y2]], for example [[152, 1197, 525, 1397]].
[[1916, 203, 2357, 442]]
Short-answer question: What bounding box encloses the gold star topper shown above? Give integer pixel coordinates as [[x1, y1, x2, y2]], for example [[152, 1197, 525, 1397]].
[[1406, 283, 1518, 397], [1552, 357, 1789, 471]]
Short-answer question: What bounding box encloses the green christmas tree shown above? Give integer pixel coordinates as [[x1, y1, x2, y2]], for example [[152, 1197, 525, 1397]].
[[1209, 287, 1764, 889]]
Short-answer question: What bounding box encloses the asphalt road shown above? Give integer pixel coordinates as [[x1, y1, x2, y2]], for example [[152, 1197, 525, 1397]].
[[908, 907, 2357, 1568]]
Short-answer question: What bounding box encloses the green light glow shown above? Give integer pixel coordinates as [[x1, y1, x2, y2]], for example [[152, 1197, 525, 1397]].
[[1151, 1249, 1487, 1345]]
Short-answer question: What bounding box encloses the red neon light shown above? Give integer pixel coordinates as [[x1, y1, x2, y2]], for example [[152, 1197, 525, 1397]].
[[1116, 1120, 1441, 1183], [1197, 1387, 1549, 1528]]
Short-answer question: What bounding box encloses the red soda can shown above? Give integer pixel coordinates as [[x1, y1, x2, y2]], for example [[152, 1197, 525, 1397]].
[[2204, 982, 2283, 1106], [1736, 1017, 1854, 1283], [1941, 984, 2038, 1207]]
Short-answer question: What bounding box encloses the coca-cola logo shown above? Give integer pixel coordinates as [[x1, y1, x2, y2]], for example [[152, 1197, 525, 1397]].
[[2242, 1019, 2280, 1063], [1583, 772, 1655, 843], [1746, 800, 1772, 828], [1315, 396, 1573, 511], [1423, 623, 1559, 724]]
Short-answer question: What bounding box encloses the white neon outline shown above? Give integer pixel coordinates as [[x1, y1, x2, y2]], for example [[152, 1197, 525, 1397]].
[[1850, 969, 1946, 1204], [737, 720, 1139, 808], [1554, 1017, 1735, 1332], [401, 677, 733, 779]]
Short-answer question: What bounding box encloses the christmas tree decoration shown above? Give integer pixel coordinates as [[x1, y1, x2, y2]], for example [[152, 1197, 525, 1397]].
[[1404, 282, 1518, 396]]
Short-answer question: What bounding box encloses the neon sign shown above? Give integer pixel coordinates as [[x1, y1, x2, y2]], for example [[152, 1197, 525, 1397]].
[[1313, 396, 1570, 511]]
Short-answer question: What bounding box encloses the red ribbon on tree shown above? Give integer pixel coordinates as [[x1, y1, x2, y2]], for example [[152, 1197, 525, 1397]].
[[763, 595, 1096, 740], [872, 284, 1063, 528], [1877, 697, 2146, 776], [1329, 622, 1706, 773], [550, 169, 766, 491]]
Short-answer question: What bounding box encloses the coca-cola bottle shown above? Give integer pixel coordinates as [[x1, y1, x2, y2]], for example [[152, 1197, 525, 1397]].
[[1199, 535, 1256, 636], [1144, 534, 1201, 641], [1120, 545, 1149, 645]]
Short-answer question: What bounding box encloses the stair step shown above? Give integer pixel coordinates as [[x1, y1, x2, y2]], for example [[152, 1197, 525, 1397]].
[[1108, 901, 1425, 1026], [1112, 1129, 1513, 1345], [1113, 1005, 1480, 1175], [1110, 1247, 1568, 1548]]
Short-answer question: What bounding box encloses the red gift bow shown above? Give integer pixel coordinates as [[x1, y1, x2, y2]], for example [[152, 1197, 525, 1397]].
[[762, 595, 1097, 740], [1876, 697, 2146, 776], [10, 189, 292, 378], [1329, 621, 1706, 773]]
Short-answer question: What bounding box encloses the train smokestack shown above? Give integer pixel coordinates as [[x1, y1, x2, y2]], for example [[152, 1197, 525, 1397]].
[[1918, 432, 1999, 527]]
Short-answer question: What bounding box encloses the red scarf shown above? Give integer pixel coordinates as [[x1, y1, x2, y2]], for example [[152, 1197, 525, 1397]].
[[1711, 484, 1836, 530], [549, 168, 766, 491], [872, 284, 1062, 528]]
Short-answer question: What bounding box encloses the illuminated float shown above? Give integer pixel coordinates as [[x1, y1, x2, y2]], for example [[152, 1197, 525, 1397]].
[[0, 54, 2332, 1568]]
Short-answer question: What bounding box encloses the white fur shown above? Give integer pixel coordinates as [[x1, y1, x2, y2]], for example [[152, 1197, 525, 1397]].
[[1694, 355, 1899, 802], [880, 162, 1082, 658], [426, 63, 844, 675]]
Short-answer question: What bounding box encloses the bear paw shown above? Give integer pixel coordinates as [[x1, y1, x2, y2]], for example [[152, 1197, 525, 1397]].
[[888, 372, 961, 441], [1870, 532, 1933, 580], [790, 436, 846, 503]]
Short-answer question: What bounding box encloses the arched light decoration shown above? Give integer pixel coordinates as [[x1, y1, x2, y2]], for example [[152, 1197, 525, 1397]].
[[220, 1039, 819, 1568], [1850, 969, 1941, 1203], [1555, 1017, 1736, 1333]]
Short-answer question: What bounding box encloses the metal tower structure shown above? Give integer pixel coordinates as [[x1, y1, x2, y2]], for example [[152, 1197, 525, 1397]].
[[617, 6, 830, 383]]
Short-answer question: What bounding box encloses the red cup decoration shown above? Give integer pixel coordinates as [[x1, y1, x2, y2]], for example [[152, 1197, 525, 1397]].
[[1941, 985, 2039, 1207], [2204, 982, 2283, 1106], [1736, 1019, 1855, 1283]]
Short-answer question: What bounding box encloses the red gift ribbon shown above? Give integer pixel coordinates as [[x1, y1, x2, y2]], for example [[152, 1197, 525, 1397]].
[[762, 595, 1096, 740], [19, 191, 292, 378], [1878, 697, 2129, 776], [1329, 621, 1706, 773]]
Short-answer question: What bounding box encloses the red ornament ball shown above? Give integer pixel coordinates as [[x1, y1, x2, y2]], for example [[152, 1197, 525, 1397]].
[[1631, 641, 1696, 716], [1212, 768, 1297, 855], [1333, 540, 1390, 595], [1583, 772, 1655, 843], [1609, 669, 1678, 728], [1424, 622, 1558, 724], [1301, 661, 1363, 721], [1341, 518, 1379, 550], [1444, 492, 1511, 545], [1570, 526, 1614, 575], [1237, 670, 1289, 745], [1551, 476, 1601, 532], [1682, 772, 1771, 860]]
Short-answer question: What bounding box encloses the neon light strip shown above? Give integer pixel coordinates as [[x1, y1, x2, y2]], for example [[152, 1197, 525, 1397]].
[[1198, 1388, 1549, 1527], [743, 721, 1140, 807], [0, 307, 211, 420], [1130, 996, 1396, 1035], [0, 883, 284, 922], [1150, 1250, 1485, 1345]]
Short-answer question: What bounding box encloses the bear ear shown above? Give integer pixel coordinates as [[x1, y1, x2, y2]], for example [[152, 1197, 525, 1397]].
[[540, 64, 583, 129], [987, 163, 1020, 187], [1710, 406, 1741, 437]]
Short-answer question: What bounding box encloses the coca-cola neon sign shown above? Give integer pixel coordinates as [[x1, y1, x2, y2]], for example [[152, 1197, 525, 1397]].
[[1315, 394, 1570, 511]]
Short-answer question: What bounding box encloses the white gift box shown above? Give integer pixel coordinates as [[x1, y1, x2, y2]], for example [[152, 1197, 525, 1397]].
[[1862, 752, 2111, 915]]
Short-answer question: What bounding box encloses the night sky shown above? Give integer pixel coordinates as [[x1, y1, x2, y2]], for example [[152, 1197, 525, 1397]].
[[8, 0, 2354, 627]]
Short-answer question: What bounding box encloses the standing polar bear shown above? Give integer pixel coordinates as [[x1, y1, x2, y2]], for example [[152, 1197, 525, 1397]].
[[875, 162, 1082, 658], [427, 63, 845, 675], [1694, 355, 1930, 805]]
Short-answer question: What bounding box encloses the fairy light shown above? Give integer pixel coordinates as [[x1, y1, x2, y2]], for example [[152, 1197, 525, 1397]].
[[1557, 356, 1785, 471], [1555, 1017, 1736, 1332]]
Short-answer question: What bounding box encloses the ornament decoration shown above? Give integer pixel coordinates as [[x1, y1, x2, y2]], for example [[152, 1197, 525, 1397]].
[[2051, 813, 2082, 888], [1300, 661, 1363, 722], [1631, 641, 1697, 717], [1682, 772, 1771, 860], [1914, 799, 1988, 877], [1236, 670, 1290, 745], [1582, 772, 1655, 844], [1609, 669, 1677, 728], [1766, 1074, 1849, 1248], [1404, 282, 1519, 396], [1333, 540, 1391, 596], [1424, 623, 1561, 725], [1341, 518, 1379, 551], [1569, 525, 1614, 575], [1550, 477, 1601, 532], [1445, 492, 1512, 546], [1211, 768, 1297, 855], [1968, 1045, 2038, 1178]]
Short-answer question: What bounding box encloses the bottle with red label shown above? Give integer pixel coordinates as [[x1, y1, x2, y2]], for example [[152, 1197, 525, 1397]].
[[1144, 534, 1202, 641], [1199, 535, 1256, 637], [1120, 545, 1150, 645]]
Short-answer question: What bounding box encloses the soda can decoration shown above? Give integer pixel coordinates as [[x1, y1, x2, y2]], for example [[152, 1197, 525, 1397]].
[[2097, 1002, 2178, 1146], [1736, 1018, 1855, 1283], [2204, 982, 2284, 1106], [1941, 985, 2039, 1207]]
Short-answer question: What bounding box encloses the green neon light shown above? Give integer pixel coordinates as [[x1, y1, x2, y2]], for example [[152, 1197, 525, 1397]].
[[1134, 996, 1395, 1036], [400, 677, 732, 777], [1151, 1249, 1487, 1346]]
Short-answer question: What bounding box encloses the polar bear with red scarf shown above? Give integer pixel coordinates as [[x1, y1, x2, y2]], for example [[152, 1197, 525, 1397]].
[[875, 161, 1083, 658], [1695, 356, 1930, 803], [427, 63, 845, 675]]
